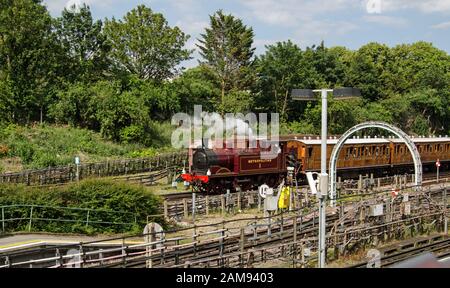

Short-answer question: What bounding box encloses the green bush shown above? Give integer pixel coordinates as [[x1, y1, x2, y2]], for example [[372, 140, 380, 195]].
[[120, 124, 145, 144], [0, 179, 163, 234]]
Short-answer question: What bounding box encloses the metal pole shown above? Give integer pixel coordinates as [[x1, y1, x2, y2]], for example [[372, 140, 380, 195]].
[[437, 164, 439, 183], [192, 191, 196, 222], [318, 89, 329, 268], [28, 205, 34, 232]]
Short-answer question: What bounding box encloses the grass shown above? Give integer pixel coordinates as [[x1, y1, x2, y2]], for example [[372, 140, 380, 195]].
[[0, 123, 176, 172]]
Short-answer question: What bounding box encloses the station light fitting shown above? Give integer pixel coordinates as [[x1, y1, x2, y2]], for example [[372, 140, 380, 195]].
[[291, 87, 361, 101]]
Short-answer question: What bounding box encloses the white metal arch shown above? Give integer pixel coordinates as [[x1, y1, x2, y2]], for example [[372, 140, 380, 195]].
[[329, 121, 422, 205]]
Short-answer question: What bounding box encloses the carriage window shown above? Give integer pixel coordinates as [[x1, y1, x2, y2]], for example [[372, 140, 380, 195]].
[[428, 145, 433, 153], [375, 147, 380, 157], [346, 147, 351, 159], [308, 147, 313, 158], [439, 144, 443, 152]]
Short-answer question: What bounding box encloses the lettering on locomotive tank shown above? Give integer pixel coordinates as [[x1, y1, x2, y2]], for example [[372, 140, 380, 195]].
[[240, 156, 279, 171], [247, 159, 272, 164]]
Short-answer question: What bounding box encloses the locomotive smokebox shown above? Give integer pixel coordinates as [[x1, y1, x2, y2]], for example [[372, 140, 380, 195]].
[[192, 149, 234, 173]]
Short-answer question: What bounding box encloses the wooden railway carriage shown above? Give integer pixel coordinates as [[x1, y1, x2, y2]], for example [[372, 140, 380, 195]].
[[182, 136, 450, 193], [286, 136, 450, 177]]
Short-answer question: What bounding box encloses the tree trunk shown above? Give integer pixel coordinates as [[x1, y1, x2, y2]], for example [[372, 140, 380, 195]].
[[281, 89, 289, 120], [221, 79, 225, 114], [40, 106, 43, 124], [274, 89, 278, 113]]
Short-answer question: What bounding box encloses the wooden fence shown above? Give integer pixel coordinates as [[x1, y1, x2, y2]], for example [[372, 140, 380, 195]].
[[162, 181, 450, 220], [0, 152, 188, 186]]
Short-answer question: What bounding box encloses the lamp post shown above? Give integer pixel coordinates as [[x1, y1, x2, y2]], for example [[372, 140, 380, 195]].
[[292, 87, 360, 268]]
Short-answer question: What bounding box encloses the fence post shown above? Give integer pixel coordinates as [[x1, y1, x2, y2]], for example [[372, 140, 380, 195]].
[[183, 199, 188, 219], [221, 194, 225, 216], [146, 223, 155, 268], [1, 207, 4, 233], [28, 205, 34, 232], [258, 193, 261, 211], [444, 188, 448, 235], [237, 193, 241, 211], [164, 201, 169, 220], [205, 196, 209, 215], [85, 210, 90, 228], [240, 227, 245, 268]]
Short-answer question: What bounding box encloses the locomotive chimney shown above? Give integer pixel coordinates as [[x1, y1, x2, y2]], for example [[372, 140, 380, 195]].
[[202, 138, 209, 149]]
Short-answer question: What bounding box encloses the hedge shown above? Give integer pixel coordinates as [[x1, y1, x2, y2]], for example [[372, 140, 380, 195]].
[[0, 179, 162, 234]]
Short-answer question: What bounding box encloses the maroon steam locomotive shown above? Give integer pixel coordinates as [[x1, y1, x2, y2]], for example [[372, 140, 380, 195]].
[[181, 138, 299, 193]]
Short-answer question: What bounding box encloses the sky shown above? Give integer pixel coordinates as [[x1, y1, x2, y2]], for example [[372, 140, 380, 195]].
[[43, 0, 450, 68]]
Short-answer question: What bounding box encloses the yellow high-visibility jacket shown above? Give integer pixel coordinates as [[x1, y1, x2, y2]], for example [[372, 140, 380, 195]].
[[278, 186, 290, 209]]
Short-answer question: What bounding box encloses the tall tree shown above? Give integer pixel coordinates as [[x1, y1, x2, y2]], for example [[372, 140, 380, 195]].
[[54, 3, 110, 83], [197, 10, 255, 112], [172, 65, 220, 113], [0, 0, 61, 123], [346, 42, 391, 101], [387, 42, 450, 93], [255, 41, 305, 119], [104, 5, 191, 81]]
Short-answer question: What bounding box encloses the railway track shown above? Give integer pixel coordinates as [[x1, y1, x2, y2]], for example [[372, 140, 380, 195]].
[[348, 235, 450, 268], [1, 186, 447, 268], [95, 211, 341, 268], [99, 190, 450, 268], [161, 172, 450, 202]]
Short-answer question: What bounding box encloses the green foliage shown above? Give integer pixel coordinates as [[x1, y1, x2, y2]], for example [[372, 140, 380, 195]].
[[173, 65, 220, 112], [255, 40, 323, 121], [104, 5, 192, 81], [0, 1, 449, 154], [0, 124, 143, 170], [54, 3, 110, 83], [0, 179, 162, 234], [219, 90, 254, 114], [346, 42, 391, 101], [0, 78, 14, 122], [0, 0, 63, 123], [91, 81, 148, 140], [280, 121, 316, 135], [127, 146, 176, 158], [197, 10, 255, 113], [48, 82, 95, 127]]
